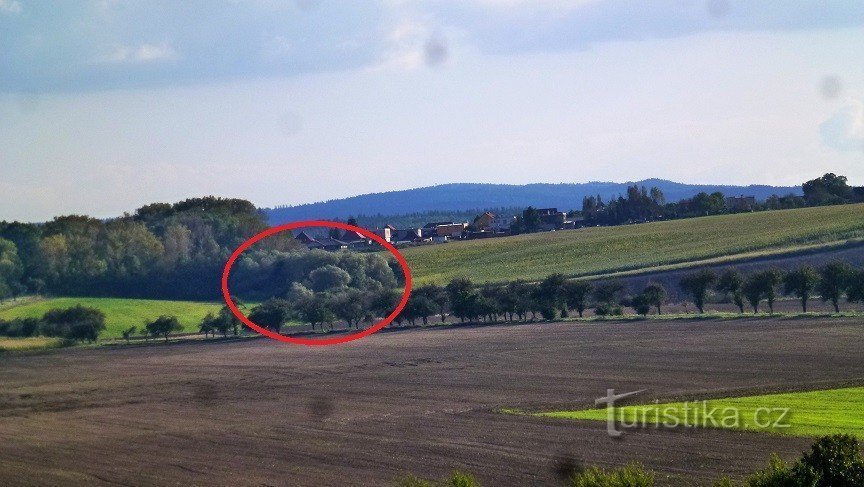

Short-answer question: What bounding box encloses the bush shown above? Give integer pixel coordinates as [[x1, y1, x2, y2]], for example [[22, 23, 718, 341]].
[[145, 315, 183, 342], [570, 462, 654, 487], [41, 305, 106, 342], [397, 471, 479, 487], [594, 303, 623, 316], [0, 317, 42, 337], [799, 434, 864, 486]]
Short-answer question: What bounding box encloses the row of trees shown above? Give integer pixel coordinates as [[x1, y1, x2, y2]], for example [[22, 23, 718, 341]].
[[679, 261, 864, 314]]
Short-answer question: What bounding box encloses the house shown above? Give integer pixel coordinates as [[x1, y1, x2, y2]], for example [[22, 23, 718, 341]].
[[489, 215, 516, 232], [435, 223, 467, 239], [315, 237, 348, 251], [393, 228, 421, 243], [373, 224, 397, 243], [537, 208, 567, 231], [726, 195, 756, 212], [295, 231, 318, 245], [473, 211, 496, 230]]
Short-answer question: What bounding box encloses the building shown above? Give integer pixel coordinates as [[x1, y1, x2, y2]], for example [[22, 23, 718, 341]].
[[373, 224, 396, 243], [726, 195, 756, 212], [489, 214, 516, 232], [536, 208, 567, 231], [295, 231, 348, 251], [472, 211, 496, 230], [435, 223, 467, 239]]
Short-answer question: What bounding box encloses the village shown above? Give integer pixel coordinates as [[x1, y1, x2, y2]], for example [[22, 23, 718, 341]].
[[293, 193, 760, 251], [293, 208, 582, 251]]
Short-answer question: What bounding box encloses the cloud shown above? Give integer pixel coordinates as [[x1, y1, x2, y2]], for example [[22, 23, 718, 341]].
[[0, 0, 21, 14], [2, 0, 863, 93], [821, 99, 864, 153], [95, 43, 178, 64]]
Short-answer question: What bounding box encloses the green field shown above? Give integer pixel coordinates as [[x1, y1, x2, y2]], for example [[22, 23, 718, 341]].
[[538, 387, 864, 438], [0, 297, 224, 338], [403, 204, 864, 285]]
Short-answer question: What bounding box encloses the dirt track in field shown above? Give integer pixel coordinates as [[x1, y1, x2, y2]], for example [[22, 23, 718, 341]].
[[1, 318, 863, 486]]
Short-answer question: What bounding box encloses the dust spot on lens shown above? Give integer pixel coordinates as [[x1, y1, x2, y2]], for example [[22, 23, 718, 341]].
[[425, 37, 448, 67], [553, 453, 584, 483], [820, 76, 843, 100], [307, 395, 335, 421], [705, 0, 731, 18]]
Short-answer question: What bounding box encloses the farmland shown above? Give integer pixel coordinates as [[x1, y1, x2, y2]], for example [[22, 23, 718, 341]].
[[0, 297, 224, 338], [538, 387, 864, 438], [403, 203, 864, 285], [0, 317, 862, 486]]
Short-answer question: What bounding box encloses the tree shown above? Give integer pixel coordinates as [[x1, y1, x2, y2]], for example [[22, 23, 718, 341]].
[[330, 288, 369, 328], [446, 277, 478, 322], [758, 268, 784, 314], [145, 315, 183, 342], [537, 273, 567, 320], [817, 261, 852, 312], [521, 206, 541, 233], [742, 274, 765, 313], [716, 269, 745, 313], [415, 284, 448, 322], [121, 325, 137, 343], [592, 281, 624, 316], [642, 282, 667, 315], [561, 280, 592, 318], [802, 173, 853, 206], [308, 264, 351, 292], [846, 269, 864, 304], [42, 305, 106, 343], [632, 294, 652, 317], [679, 270, 716, 313], [783, 266, 820, 312], [249, 298, 293, 333]]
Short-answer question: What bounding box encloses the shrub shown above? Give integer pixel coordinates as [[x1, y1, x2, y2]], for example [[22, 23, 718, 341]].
[[145, 315, 183, 342], [799, 434, 864, 486], [570, 462, 654, 487], [0, 317, 42, 337], [742, 454, 817, 487], [397, 471, 479, 487], [594, 303, 623, 316], [41, 305, 106, 342]]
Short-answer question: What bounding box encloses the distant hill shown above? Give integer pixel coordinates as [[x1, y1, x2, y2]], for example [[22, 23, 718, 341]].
[[263, 179, 802, 225]]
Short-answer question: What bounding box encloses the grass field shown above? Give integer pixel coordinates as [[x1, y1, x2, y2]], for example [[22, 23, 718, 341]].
[[538, 387, 864, 438], [0, 297, 224, 338], [0, 336, 64, 353], [402, 203, 864, 285]]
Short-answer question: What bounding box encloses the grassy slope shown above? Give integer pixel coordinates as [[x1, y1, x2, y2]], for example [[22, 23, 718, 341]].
[[0, 297, 224, 338], [403, 204, 864, 285], [539, 387, 864, 438]]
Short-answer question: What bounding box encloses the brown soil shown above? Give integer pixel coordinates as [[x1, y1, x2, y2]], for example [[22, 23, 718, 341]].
[[1, 318, 863, 486]]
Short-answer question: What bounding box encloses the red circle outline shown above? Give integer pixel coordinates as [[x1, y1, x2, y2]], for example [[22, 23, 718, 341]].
[[221, 220, 413, 346]]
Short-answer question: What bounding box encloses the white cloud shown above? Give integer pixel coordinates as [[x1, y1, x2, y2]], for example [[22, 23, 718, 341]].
[[95, 43, 178, 64], [821, 99, 864, 153], [0, 0, 22, 14]]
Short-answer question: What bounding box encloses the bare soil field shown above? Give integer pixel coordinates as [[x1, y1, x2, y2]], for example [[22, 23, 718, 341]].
[[1, 318, 863, 486]]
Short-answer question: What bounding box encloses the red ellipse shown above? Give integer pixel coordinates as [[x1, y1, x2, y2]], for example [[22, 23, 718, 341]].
[[221, 220, 413, 346]]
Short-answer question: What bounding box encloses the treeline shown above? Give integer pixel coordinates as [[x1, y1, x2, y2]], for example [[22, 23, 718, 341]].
[[0, 197, 404, 302], [392, 260, 864, 327], [582, 173, 863, 227], [503, 173, 863, 232]]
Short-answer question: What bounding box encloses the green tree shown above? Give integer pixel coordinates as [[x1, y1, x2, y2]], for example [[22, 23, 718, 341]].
[[642, 282, 667, 315], [121, 325, 137, 343], [758, 268, 784, 314], [784, 266, 820, 312], [308, 264, 352, 292], [679, 270, 716, 313], [249, 298, 293, 333], [42, 305, 106, 343], [817, 261, 852, 312], [562, 280, 592, 318], [145, 315, 183, 342], [330, 288, 369, 328], [592, 281, 624, 316], [716, 269, 745, 313], [632, 294, 652, 317], [742, 274, 765, 314]]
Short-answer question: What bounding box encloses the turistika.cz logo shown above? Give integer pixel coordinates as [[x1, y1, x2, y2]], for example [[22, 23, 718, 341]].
[[596, 389, 791, 438]]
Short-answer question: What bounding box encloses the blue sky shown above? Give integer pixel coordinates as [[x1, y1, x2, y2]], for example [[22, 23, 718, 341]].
[[1, 0, 863, 221]]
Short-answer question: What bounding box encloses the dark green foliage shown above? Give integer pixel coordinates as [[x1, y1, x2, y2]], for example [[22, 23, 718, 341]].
[[41, 305, 106, 342], [248, 299, 293, 333], [121, 325, 137, 343], [569, 462, 654, 487], [799, 434, 864, 486], [803, 173, 855, 206], [631, 294, 652, 316], [0, 317, 41, 338], [562, 280, 592, 317], [397, 471, 480, 487], [145, 315, 183, 342], [641, 283, 667, 315], [784, 266, 820, 312], [717, 269, 745, 313], [679, 269, 716, 313], [817, 262, 853, 312]]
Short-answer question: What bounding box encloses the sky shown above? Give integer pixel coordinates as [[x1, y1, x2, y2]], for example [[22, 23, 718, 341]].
[[1, 0, 863, 222]]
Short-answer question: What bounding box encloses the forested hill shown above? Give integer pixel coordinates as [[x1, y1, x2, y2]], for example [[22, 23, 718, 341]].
[[263, 179, 801, 224]]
